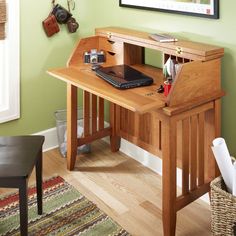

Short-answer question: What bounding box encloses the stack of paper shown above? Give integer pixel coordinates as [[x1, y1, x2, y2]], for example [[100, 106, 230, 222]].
[[149, 33, 178, 43]]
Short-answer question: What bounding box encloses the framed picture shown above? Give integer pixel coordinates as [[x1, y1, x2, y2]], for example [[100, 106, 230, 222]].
[[119, 0, 219, 19]]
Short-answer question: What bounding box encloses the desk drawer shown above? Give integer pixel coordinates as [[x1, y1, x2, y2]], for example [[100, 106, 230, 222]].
[[99, 37, 123, 54], [98, 37, 124, 66]]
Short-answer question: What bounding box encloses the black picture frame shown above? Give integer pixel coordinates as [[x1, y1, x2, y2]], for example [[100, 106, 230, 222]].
[[119, 0, 219, 19]]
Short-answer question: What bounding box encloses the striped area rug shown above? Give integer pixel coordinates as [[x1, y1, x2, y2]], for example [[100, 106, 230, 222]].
[[0, 176, 130, 236]]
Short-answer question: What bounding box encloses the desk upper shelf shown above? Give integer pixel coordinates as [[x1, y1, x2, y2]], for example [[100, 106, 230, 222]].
[[95, 27, 224, 61]]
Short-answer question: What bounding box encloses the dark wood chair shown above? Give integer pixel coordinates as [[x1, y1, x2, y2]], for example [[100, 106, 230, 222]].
[[0, 136, 45, 236]]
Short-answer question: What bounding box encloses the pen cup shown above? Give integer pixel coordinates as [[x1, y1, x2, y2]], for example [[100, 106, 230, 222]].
[[164, 80, 172, 97]]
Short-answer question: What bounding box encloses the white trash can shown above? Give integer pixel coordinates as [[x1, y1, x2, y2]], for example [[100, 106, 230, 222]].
[[54, 109, 91, 157]]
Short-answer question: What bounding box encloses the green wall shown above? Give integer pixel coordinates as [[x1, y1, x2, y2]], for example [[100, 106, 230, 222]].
[[1, 1, 236, 155]]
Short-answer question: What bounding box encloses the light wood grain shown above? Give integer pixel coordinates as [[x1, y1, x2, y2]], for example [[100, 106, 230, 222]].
[[0, 140, 213, 236], [92, 94, 97, 134], [68, 36, 100, 67], [182, 118, 190, 196], [123, 43, 144, 65], [109, 103, 121, 152], [198, 113, 205, 186], [190, 115, 198, 191], [162, 90, 225, 116], [167, 59, 221, 107], [98, 97, 104, 130], [66, 84, 77, 170], [95, 27, 224, 61], [47, 26, 225, 236], [47, 65, 166, 113], [83, 91, 90, 136], [162, 117, 177, 236]]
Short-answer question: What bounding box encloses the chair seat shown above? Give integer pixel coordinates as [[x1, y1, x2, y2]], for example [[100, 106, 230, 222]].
[[0, 136, 44, 178], [0, 135, 44, 236]]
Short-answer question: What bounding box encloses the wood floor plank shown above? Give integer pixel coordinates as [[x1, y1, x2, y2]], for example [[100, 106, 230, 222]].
[[0, 140, 212, 236]]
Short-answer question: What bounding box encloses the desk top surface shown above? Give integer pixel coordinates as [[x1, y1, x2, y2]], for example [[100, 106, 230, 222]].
[[48, 64, 166, 113]]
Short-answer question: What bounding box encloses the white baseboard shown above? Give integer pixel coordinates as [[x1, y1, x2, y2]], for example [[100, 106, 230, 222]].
[[34, 127, 58, 152], [36, 127, 209, 203]]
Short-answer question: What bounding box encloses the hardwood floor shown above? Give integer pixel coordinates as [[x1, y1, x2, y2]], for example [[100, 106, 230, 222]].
[[0, 140, 212, 236]]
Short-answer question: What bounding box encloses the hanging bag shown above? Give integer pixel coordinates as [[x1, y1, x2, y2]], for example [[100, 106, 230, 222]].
[[42, 1, 60, 37]]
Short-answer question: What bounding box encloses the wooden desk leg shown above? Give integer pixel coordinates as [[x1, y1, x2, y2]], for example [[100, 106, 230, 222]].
[[162, 117, 177, 236], [67, 84, 78, 170], [110, 103, 121, 152]]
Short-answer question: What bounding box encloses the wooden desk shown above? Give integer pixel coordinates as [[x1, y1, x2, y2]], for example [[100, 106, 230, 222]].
[[48, 27, 224, 236]]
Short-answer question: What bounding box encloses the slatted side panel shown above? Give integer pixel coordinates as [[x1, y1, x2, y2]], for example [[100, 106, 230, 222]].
[[179, 113, 206, 196], [82, 92, 107, 135], [198, 113, 205, 186], [98, 97, 105, 130], [78, 92, 111, 147], [182, 118, 190, 196], [159, 54, 217, 210], [179, 112, 206, 197], [175, 104, 216, 210], [205, 108, 218, 180], [190, 115, 198, 191], [83, 91, 90, 137], [92, 95, 97, 134]]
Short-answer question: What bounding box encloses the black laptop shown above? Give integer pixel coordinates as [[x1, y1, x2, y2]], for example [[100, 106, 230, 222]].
[[95, 64, 153, 89]]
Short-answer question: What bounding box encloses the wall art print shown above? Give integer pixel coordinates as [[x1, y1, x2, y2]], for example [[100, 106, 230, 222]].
[[119, 0, 219, 19]]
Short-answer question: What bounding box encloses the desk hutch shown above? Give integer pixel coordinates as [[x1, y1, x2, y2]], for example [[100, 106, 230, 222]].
[[48, 27, 224, 235]]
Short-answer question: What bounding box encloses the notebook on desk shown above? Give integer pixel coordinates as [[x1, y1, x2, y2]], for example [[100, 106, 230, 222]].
[[95, 64, 153, 89]]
